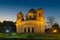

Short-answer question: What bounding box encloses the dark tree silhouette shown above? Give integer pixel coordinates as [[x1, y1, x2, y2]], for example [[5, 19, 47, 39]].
[[0, 22, 2, 27], [0, 22, 3, 32], [52, 23, 59, 29], [2, 20, 16, 33]]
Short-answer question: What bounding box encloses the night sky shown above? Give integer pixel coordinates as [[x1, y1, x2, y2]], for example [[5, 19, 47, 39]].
[[0, 0, 60, 25]]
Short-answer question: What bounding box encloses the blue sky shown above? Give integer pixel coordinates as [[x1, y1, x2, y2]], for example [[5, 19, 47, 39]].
[[0, 0, 60, 25]]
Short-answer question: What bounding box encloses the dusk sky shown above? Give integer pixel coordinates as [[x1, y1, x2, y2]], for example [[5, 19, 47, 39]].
[[0, 0, 60, 25]]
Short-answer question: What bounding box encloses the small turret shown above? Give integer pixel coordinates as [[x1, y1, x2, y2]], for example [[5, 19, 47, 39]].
[[36, 8, 44, 20], [16, 11, 24, 33], [17, 11, 24, 21]]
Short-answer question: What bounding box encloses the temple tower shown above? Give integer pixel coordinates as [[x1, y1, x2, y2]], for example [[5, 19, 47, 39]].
[[16, 12, 24, 33], [36, 8, 45, 33], [26, 9, 36, 20]]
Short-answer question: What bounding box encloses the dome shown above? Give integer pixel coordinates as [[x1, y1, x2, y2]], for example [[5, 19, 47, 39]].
[[17, 11, 24, 21], [29, 8, 36, 13], [18, 11, 23, 15], [37, 8, 43, 10]]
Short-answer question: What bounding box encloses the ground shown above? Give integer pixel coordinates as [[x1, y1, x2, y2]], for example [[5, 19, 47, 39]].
[[0, 33, 60, 40]]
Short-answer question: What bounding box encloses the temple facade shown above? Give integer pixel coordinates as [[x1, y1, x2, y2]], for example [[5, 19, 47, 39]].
[[16, 8, 45, 34]]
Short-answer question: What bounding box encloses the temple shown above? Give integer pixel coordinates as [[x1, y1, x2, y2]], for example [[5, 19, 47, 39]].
[[16, 8, 45, 34]]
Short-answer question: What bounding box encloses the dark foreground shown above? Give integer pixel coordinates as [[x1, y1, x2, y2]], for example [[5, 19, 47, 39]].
[[0, 33, 60, 40], [0, 38, 58, 40]]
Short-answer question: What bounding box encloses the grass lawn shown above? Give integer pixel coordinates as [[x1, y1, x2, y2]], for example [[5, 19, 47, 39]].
[[0, 33, 60, 39]]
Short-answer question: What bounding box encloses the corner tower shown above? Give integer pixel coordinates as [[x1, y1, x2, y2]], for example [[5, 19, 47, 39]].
[[17, 12, 24, 21], [36, 8, 45, 33], [16, 12, 24, 33], [36, 8, 44, 20]]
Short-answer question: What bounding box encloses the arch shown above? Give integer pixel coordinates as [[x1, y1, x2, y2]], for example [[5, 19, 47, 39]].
[[32, 27, 34, 33], [24, 28, 26, 33], [28, 28, 30, 33]]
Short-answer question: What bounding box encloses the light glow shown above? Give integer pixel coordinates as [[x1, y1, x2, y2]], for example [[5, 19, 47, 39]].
[[6, 30, 9, 33], [53, 30, 57, 33]]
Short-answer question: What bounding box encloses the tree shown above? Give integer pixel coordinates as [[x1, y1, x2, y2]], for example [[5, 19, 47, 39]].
[[2, 20, 16, 33], [47, 16, 55, 28], [0, 22, 3, 32], [51, 23, 60, 33], [0, 22, 2, 27], [52, 23, 59, 29]]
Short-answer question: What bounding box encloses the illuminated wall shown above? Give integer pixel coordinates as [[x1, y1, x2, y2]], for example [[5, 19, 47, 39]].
[[16, 8, 45, 34]]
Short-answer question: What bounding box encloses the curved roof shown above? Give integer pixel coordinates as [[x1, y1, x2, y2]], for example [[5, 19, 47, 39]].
[[37, 8, 43, 10], [18, 11, 23, 15], [29, 8, 36, 13]]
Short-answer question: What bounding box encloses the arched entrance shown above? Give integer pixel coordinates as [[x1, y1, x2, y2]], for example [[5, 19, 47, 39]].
[[28, 28, 30, 33], [23, 25, 35, 33], [32, 28, 34, 33], [24, 28, 26, 33]]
